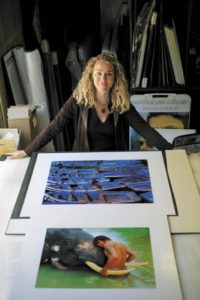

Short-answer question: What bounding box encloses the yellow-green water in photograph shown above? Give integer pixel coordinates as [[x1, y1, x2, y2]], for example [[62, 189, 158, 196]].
[[36, 227, 156, 289]]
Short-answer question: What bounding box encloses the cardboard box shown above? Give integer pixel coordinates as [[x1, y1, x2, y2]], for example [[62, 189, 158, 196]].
[[8, 109, 37, 149], [0, 128, 21, 155]]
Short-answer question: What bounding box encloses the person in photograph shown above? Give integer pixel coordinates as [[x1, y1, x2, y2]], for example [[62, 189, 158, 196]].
[[93, 235, 136, 276]]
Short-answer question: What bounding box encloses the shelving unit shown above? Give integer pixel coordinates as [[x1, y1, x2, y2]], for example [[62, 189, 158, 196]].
[[129, 0, 200, 131], [0, 0, 199, 136]]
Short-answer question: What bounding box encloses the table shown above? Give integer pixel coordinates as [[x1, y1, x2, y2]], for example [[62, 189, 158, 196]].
[[0, 153, 200, 300]]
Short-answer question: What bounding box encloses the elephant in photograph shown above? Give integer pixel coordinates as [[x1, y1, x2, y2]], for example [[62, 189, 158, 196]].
[[41, 228, 107, 270]]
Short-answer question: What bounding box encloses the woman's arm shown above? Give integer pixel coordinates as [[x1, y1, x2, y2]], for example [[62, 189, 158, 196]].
[[9, 96, 76, 158], [126, 105, 173, 150]]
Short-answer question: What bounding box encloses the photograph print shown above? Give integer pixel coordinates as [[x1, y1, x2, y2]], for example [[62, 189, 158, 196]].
[[43, 159, 153, 205], [36, 227, 155, 289]]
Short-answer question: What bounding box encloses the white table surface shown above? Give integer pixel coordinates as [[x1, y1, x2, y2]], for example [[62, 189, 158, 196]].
[[0, 154, 200, 300]]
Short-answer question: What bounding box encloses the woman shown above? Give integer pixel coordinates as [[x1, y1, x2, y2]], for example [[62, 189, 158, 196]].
[[9, 51, 173, 159]]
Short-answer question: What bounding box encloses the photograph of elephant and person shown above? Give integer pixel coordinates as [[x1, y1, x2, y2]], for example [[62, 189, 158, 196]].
[[36, 227, 155, 289], [43, 159, 153, 205]]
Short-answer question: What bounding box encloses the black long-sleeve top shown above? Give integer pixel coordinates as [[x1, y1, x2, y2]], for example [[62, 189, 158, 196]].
[[24, 96, 173, 155]]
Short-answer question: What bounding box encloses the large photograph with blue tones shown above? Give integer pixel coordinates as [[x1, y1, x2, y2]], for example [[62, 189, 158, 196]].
[[36, 227, 155, 289], [43, 160, 153, 204]]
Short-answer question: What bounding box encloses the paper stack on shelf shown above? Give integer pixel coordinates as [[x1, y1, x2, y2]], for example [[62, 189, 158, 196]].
[[131, 2, 185, 89], [132, 0, 156, 88], [141, 11, 157, 88], [163, 20, 185, 86]]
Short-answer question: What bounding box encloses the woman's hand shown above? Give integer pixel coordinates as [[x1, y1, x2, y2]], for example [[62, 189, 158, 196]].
[[7, 150, 28, 159]]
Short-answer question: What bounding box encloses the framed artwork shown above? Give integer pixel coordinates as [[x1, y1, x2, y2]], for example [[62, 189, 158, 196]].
[[8, 213, 182, 300]]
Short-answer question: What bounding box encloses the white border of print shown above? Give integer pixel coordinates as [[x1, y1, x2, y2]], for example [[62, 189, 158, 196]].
[[20, 151, 175, 218], [8, 213, 182, 300]]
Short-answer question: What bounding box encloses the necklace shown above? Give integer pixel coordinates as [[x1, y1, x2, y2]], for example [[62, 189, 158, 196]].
[[96, 102, 110, 114], [95, 102, 108, 114]]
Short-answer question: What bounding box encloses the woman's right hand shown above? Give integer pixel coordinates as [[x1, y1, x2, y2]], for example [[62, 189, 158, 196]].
[[7, 150, 28, 159]]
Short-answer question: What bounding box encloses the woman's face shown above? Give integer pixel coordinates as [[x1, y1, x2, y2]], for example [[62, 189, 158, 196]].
[[92, 60, 114, 94]]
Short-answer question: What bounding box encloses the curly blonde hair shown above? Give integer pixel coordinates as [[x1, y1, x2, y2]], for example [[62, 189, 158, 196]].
[[73, 51, 130, 113]]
